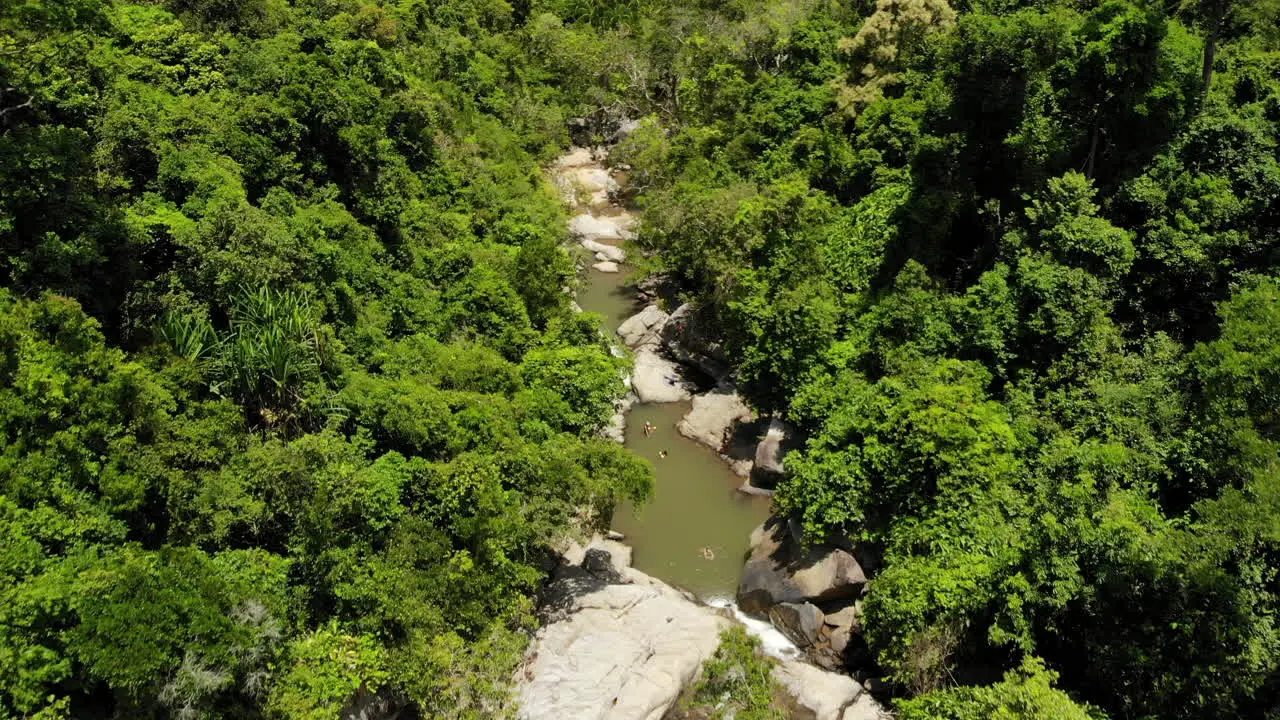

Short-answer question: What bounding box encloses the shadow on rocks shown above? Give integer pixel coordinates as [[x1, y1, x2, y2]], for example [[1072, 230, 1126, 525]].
[[537, 548, 625, 624]]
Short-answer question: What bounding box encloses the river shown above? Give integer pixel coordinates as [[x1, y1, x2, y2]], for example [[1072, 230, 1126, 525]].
[[560, 151, 773, 603]]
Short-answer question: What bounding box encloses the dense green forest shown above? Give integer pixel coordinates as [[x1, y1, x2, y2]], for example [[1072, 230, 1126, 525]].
[[3, 0, 1280, 718]]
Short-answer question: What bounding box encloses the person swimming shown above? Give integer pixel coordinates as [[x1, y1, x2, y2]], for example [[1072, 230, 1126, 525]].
[[658, 449, 668, 458], [700, 546, 715, 560], [643, 421, 655, 437]]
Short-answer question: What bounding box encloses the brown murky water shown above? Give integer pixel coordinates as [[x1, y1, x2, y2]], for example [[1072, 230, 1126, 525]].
[[576, 259, 771, 602], [563, 152, 772, 602], [610, 400, 773, 602]]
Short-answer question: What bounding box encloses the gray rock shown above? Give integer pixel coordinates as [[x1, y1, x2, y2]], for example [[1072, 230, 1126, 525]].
[[555, 537, 587, 566], [603, 411, 626, 443], [580, 236, 626, 262], [586, 536, 632, 572], [772, 660, 865, 720], [737, 517, 867, 616], [571, 214, 632, 244], [769, 602, 824, 648], [592, 260, 620, 273], [661, 303, 730, 381], [631, 349, 694, 403], [842, 693, 892, 720], [823, 603, 862, 656], [752, 418, 796, 488], [617, 305, 670, 349], [677, 389, 754, 453], [516, 569, 728, 720], [611, 118, 642, 143]]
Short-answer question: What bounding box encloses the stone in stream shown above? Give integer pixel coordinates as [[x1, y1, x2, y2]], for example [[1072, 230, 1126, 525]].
[[737, 516, 867, 617], [570, 213, 632, 243], [554, 146, 596, 168], [617, 304, 670, 349], [661, 303, 731, 382], [823, 602, 863, 657], [581, 237, 626, 262], [677, 388, 754, 453], [769, 602, 825, 648], [631, 348, 694, 403], [592, 260, 620, 273]]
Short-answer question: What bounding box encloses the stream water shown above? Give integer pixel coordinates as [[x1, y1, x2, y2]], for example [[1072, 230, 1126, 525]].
[[564, 156, 773, 604]]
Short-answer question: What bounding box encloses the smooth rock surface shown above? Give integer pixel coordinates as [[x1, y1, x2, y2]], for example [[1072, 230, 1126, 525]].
[[677, 389, 754, 453], [769, 602, 824, 649], [752, 418, 797, 488], [772, 660, 865, 720], [842, 693, 892, 720], [617, 305, 670, 350], [517, 562, 727, 720], [661, 303, 730, 381], [823, 603, 861, 656], [571, 214, 631, 243], [580, 237, 627, 262], [604, 412, 627, 443], [554, 146, 595, 168], [593, 261, 620, 273], [631, 349, 694, 403], [738, 517, 867, 616]]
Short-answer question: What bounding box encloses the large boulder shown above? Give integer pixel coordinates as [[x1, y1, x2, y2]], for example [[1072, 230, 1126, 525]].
[[769, 602, 824, 649], [580, 237, 626, 262], [554, 146, 595, 169], [571, 214, 631, 244], [842, 694, 892, 720], [592, 260, 620, 273], [737, 517, 867, 616], [751, 418, 800, 489], [617, 305, 669, 350], [822, 602, 862, 657], [661, 303, 730, 381], [517, 561, 727, 720], [631, 349, 694, 403], [772, 660, 868, 720], [677, 388, 754, 452]]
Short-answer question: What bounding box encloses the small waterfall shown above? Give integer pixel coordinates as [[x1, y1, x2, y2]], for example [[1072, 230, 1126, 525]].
[[705, 597, 802, 660]]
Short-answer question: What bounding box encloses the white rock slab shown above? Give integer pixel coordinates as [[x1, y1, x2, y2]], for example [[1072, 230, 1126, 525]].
[[773, 660, 866, 720], [581, 238, 626, 262], [678, 389, 754, 452], [571, 214, 631, 243], [631, 348, 694, 403], [516, 573, 728, 720], [616, 305, 669, 349]]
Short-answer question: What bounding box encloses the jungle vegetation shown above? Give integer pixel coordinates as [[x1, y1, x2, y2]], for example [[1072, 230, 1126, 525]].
[[3, 0, 1280, 718]]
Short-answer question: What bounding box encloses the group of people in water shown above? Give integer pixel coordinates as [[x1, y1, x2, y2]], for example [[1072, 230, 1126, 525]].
[[640, 419, 714, 561], [642, 421, 667, 458]]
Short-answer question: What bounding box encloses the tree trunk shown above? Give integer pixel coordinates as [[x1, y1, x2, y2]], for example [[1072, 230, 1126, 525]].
[[1085, 124, 1099, 179], [1202, 32, 1218, 93]]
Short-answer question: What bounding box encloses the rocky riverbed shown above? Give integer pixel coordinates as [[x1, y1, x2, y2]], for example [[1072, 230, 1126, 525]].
[[511, 142, 889, 720]]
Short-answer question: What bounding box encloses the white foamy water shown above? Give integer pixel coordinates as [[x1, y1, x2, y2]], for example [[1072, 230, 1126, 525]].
[[706, 597, 802, 660]]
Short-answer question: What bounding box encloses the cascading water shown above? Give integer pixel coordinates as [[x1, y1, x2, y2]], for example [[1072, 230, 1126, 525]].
[[705, 597, 803, 660]]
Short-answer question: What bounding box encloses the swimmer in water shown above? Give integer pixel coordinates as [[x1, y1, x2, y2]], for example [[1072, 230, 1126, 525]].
[[643, 421, 655, 437], [658, 450, 668, 458], [700, 546, 715, 560]]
